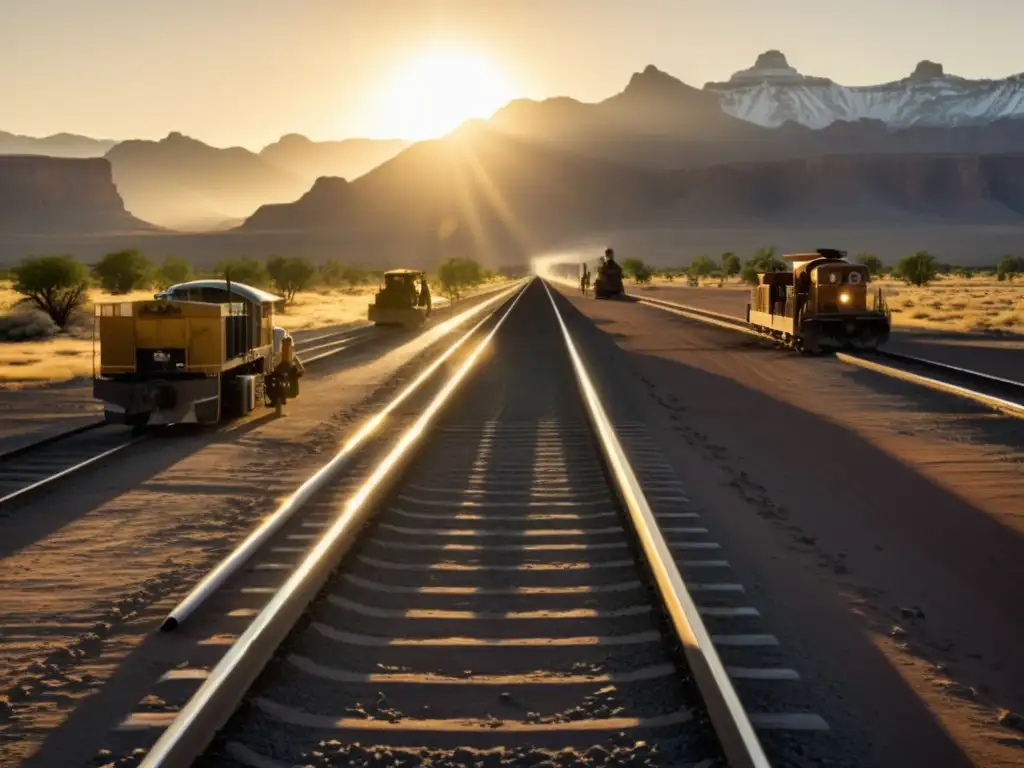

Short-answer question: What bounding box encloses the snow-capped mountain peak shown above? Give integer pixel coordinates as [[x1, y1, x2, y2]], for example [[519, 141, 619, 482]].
[[704, 51, 1024, 129]]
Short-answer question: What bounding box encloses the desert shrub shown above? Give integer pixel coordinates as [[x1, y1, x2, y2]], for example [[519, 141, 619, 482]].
[[620, 258, 653, 284], [157, 256, 193, 287], [856, 253, 883, 276], [437, 257, 483, 300], [741, 246, 786, 284], [214, 257, 270, 288], [720, 252, 740, 279], [688, 255, 717, 286], [894, 251, 938, 287], [92, 249, 153, 294], [267, 256, 318, 302], [996, 254, 1023, 282], [11, 254, 89, 329], [0, 308, 60, 341]]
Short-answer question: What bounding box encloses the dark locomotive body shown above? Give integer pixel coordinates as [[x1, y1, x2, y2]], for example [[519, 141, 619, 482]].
[[745, 249, 891, 353]]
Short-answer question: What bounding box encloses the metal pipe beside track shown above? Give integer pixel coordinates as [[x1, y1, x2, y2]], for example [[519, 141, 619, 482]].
[[541, 280, 769, 768], [139, 279, 529, 768], [161, 281, 526, 631]]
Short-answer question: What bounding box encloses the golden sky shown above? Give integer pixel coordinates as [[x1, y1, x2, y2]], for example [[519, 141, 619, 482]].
[[2, 0, 1020, 148]]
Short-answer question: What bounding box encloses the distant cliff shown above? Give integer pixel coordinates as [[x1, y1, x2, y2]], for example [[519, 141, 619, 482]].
[[0, 155, 155, 233]]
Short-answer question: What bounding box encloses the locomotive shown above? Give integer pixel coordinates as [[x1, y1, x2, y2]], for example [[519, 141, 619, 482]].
[[745, 249, 891, 353], [93, 279, 303, 428], [594, 248, 625, 300]]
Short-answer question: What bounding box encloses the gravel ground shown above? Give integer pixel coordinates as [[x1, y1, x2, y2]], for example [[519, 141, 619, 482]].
[[197, 280, 724, 768], [0, 287, 515, 767], [557, 284, 1024, 768]]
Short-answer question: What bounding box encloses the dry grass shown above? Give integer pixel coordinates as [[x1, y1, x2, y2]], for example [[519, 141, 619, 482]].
[[0, 278, 511, 385], [877, 275, 1023, 334], [274, 285, 380, 330]]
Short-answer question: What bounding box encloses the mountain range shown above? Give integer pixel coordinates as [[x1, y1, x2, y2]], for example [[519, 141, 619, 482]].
[[6, 52, 1024, 267], [707, 50, 1024, 129], [0, 130, 409, 230], [239, 123, 1024, 242]]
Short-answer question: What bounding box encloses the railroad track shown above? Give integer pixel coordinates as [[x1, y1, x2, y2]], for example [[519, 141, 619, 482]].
[[66, 279, 837, 768], [0, 287, 516, 511], [630, 292, 1024, 418]]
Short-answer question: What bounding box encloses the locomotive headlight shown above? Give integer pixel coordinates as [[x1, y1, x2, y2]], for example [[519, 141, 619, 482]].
[[839, 291, 851, 304]]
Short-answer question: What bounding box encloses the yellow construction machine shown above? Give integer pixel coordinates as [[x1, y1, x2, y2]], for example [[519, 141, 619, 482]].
[[368, 269, 432, 328]]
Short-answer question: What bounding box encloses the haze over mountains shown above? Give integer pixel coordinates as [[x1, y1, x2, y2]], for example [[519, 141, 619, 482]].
[[5, 51, 1024, 268]]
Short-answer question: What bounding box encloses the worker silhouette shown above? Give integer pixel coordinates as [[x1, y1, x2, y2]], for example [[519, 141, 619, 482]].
[[418, 278, 432, 312]]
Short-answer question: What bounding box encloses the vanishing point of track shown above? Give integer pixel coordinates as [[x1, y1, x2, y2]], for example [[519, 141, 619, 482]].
[[65, 278, 834, 768]]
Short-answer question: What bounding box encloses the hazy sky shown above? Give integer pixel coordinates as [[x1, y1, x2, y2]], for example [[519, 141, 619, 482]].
[[3, 0, 1022, 148]]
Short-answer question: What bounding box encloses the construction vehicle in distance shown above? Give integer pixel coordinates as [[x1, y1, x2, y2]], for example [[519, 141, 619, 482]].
[[594, 248, 625, 300], [368, 269, 432, 328]]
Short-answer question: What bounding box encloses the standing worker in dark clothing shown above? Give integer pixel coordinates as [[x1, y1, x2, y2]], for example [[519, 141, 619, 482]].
[[794, 268, 811, 321], [418, 277, 432, 314]]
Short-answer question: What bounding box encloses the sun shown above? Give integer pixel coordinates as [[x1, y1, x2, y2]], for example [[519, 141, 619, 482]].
[[375, 47, 518, 140]]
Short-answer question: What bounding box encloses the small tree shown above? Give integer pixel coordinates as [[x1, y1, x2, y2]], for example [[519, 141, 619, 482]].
[[92, 249, 152, 294], [633, 262, 653, 285], [11, 254, 89, 329], [267, 256, 318, 302], [894, 251, 938, 287], [996, 254, 1023, 283], [214, 257, 270, 288], [621, 258, 653, 284], [157, 256, 193, 287], [437, 257, 483, 300], [688, 255, 717, 286], [318, 260, 344, 287], [856, 253, 883, 277], [720, 252, 740, 280], [741, 246, 785, 284], [954, 266, 973, 280]]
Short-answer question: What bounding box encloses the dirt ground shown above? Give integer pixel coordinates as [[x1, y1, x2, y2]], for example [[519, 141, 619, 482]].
[[0, 286, 516, 766], [0, 281, 507, 453], [556, 285, 1024, 767], [0, 279, 505, 384], [632, 282, 1024, 382]]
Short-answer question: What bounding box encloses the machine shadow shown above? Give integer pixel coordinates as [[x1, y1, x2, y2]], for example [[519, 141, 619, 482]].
[[549, 286, 1012, 768]]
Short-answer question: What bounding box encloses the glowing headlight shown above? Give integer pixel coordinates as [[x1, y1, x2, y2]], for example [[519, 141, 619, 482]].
[[839, 292, 850, 304]]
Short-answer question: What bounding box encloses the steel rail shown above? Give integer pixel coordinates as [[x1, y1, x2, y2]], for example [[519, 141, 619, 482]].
[[634, 296, 763, 339], [139, 279, 530, 768], [160, 280, 526, 631], [0, 430, 154, 508], [631, 292, 744, 325], [836, 352, 1024, 418], [630, 293, 1024, 418], [541, 279, 770, 768], [0, 419, 106, 463], [0, 283, 523, 512], [875, 349, 1024, 392]]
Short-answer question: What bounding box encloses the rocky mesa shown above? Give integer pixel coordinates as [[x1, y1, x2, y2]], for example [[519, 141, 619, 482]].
[[0, 155, 156, 234]]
